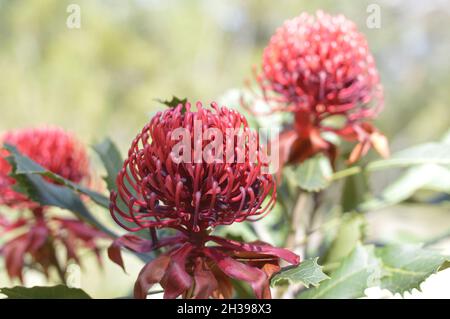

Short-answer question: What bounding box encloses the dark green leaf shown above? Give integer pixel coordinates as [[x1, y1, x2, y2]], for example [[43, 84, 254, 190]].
[[93, 137, 123, 192], [155, 96, 188, 108], [5, 144, 109, 208], [341, 172, 369, 213], [4, 144, 116, 238], [0, 285, 91, 299]]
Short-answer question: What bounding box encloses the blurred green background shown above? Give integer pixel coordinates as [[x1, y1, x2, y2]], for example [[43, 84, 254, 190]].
[[0, 0, 449, 298]]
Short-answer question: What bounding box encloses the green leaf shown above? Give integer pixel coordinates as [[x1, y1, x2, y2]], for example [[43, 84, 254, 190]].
[[155, 96, 188, 108], [286, 154, 333, 192], [4, 144, 116, 238], [214, 222, 258, 243], [0, 285, 91, 299], [376, 244, 448, 295], [323, 213, 366, 266], [341, 172, 369, 213], [93, 137, 123, 192], [368, 142, 450, 171], [271, 258, 329, 288], [360, 164, 450, 211], [299, 244, 380, 299]]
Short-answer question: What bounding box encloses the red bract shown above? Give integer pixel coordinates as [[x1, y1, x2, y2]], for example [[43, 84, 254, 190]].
[[109, 232, 299, 299], [0, 211, 106, 282], [255, 11, 388, 166], [110, 102, 275, 233], [109, 102, 299, 299], [0, 127, 106, 282]]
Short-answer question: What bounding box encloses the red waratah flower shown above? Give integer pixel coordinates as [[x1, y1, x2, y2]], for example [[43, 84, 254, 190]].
[[0, 127, 106, 282], [0, 127, 90, 208], [109, 102, 299, 299], [254, 11, 389, 166]]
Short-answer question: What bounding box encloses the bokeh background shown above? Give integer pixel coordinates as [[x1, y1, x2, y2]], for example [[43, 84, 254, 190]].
[[0, 0, 449, 298]]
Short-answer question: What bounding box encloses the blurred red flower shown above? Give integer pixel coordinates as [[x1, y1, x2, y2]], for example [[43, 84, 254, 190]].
[[0, 127, 106, 282], [254, 11, 389, 167], [109, 102, 299, 299], [0, 127, 90, 208]]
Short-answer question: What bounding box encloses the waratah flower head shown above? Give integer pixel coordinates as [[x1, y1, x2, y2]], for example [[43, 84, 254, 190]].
[[254, 11, 388, 166], [108, 102, 298, 299], [0, 127, 105, 282], [258, 10, 383, 118], [110, 101, 276, 234], [0, 127, 90, 208]]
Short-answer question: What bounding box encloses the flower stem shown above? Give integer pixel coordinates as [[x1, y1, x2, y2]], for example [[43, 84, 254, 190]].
[[331, 166, 362, 181]]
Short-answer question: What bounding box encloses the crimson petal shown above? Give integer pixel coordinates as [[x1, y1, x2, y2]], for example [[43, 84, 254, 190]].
[[134, 253, 171, 299], [192, 257, 218, 299], [209, 236, 300, 265], [161, 243, 194, 299], [108, 234, 153, 272], [204, 248, 268, 299]]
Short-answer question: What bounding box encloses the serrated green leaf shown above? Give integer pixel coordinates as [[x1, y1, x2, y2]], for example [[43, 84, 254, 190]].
[[299, 244, 380, 299], [93, 137, 123, 192], [286, 154, 333, 192], [376, 244, 448, 295], [271, 258, 329, 288], [368, 142, 450, 171], [0, 285, 91, 299]]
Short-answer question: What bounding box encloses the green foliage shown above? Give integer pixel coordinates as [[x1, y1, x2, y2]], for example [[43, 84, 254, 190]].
[[4, 144, 116, 238], [376, 244, 449, 295], [214, 222, 258, 243], [271, 258, 329, 288], [299, 244, 380, 299], [156, 96, 188, 108], [285, 154, 333, 192], [93, 137, 124, 192], [341, 172, 370, 213], [361, 164, 450, 211], [5, 144, 109, 208], [298, 244, 449, 299], [0, 285, 91, 299], [323, 213, 366, 266], [367, 142, 450, 171]]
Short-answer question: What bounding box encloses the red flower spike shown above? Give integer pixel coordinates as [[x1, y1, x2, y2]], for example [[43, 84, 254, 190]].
[[109, 102, 299, 299], [0, 127, 106, 282], [254, 11, 388, 166]]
